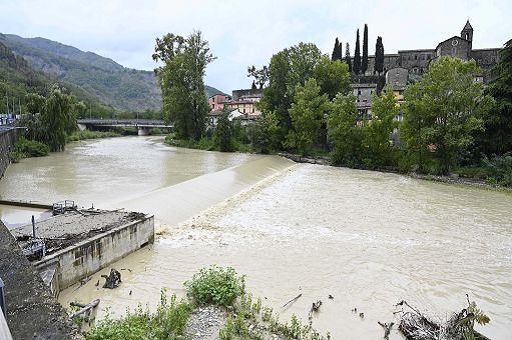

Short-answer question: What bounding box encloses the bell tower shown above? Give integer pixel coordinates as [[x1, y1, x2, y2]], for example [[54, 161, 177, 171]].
[[461, 20, 473, 48]]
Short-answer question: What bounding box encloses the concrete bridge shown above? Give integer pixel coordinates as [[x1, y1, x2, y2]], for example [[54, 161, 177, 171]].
[[77, 119, 172, 136]]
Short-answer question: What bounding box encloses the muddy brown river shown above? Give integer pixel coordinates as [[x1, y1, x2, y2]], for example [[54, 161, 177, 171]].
[[1, 136, 511, 339]]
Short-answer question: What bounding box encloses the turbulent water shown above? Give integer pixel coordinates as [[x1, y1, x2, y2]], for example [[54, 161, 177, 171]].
[[1, 137, 511, 339]]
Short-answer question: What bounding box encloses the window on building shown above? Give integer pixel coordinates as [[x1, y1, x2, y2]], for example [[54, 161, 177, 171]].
[[358, 90, 361, 95], [415, 55, 418, 60]]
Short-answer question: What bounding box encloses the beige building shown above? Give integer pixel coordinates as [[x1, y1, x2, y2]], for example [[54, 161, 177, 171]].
[[224, 89, 263, 116]]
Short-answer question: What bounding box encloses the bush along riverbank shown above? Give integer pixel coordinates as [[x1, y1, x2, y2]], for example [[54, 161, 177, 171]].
[[66, 130, 122, 142], [82, 266, 331, 340], [8, 137, 50, 162]]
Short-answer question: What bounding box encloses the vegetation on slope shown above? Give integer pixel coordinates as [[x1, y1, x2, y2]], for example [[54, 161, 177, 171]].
[[1, 33, 227, 112]]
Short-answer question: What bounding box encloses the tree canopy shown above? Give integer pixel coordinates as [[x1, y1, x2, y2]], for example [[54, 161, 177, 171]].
[[154, 31, 215, 140], [402, 57, 493, 174]]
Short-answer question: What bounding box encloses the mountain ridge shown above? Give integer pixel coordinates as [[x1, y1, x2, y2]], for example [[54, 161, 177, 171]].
[[0, 33, 227, 112]]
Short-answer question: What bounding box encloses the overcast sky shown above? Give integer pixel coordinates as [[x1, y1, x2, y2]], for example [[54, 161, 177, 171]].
[[1, 0, 510, 93]]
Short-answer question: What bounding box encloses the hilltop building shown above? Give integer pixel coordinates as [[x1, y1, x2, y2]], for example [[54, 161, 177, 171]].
[[352, 20, 501, 116], [360, 20, 500, 79]]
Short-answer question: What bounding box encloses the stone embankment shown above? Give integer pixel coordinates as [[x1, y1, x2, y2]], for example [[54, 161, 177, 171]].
[[277, 152, 332, 166], [0, 128, 17, 179], [0, 221, 80, 339]]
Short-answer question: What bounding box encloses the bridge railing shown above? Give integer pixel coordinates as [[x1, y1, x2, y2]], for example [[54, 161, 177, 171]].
[[77, 119, 170, 126]]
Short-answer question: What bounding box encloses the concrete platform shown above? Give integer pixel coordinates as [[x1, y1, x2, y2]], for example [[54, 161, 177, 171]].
[[11, 209, 155, 294]]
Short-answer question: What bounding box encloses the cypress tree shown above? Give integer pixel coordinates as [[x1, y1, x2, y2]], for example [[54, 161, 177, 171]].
[[337, 41, 343, 61], [375, 36, 385, 74], [331, 38, 340, 61], [345, 43, 352, 73], [354, 29, 361, 75], [362, 24, 369, 74]]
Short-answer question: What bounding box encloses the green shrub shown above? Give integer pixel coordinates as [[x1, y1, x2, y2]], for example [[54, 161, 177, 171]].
[[150, 127, 164, 135], [84, 290, 191, 340], [185, 266, 245, 307], [10, 138, 50, 160], [66, 130, 121, 142], [8, 150, 25, 163], [483, 154, 512, 187]]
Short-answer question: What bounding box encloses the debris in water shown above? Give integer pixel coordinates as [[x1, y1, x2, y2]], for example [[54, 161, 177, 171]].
[[395, 297, 491, 340], [101, 268, 122, 289], [359, 312, 364, 318], [378, 321, 394, 339], [282, 293, 302, 308], [311, 300, 322, 312], [328, 294, 334, 300]]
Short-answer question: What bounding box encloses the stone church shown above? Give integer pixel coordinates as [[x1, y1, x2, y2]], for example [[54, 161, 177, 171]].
[[352, 21, 501, 114], [363, 20, 500, 78]]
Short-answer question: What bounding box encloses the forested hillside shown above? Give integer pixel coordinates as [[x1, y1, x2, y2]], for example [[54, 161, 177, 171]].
[[0, 34, 227, 112], [0, 40, 113, 115]]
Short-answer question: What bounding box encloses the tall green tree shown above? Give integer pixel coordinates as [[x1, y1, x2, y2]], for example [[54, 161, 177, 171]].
[[286, 78, 330, 155], [479, 39, 512, 156], [344, 43, 352, 73], [331, 38, 340, 61], [153, 31, 215, 140], [362, 24, 369, 74], [313, 56, 351, 100], [259, 42, 322, 144], [362, 88, 399, 166], [247, 65, 269, 89], [328, 94, 363, 165], [214, 111, 234, 152], [25, 93, 46, 114], [43, 86, 72, 151], [248, 110, 280, 154], [402, 57, 493, 174], [375, 36, 385, 75], [354, 30, 361, 75]]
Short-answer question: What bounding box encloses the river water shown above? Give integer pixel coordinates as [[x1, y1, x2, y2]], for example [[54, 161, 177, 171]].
[[1, 137, 511, 339]]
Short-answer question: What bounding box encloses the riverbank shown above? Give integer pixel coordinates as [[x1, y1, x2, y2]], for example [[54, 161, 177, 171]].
[[277, 152, 512, 191]]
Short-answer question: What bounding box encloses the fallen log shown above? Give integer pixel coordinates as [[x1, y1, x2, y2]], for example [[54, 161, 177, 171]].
[[70, 302, 87, 308], [70, 299, 100, 318]]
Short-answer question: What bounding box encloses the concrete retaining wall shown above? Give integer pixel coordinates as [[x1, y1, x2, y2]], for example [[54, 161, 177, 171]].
[[35, 215, 154, 291], [0, 129, 17, 179]]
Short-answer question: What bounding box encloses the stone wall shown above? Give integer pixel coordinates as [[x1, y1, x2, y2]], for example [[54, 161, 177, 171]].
[[0, 129, 17, 179], [35, 215, 155, 291], [0, 221, 80, 339]]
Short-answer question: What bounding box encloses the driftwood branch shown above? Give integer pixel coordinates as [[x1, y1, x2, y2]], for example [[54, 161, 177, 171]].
[[282, 293, 302, 308], [70, 299, 100, 318], [378, 321, 394, 339]]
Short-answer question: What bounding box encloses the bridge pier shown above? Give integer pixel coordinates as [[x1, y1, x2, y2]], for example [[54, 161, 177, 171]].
[[137, 127, 149, 136]]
